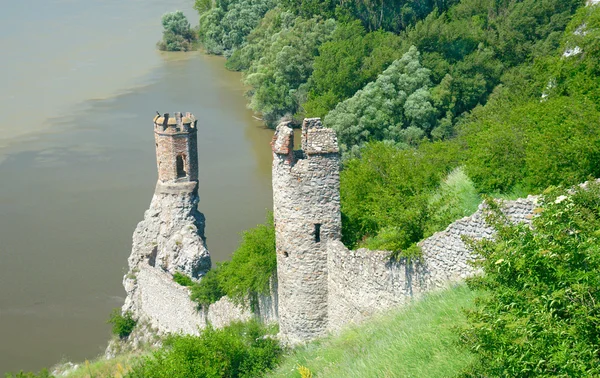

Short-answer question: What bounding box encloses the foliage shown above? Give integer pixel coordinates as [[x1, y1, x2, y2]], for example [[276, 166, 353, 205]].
[[280, 0, 460, 33], [340, 141, 461, 253], [218, 213, 277, 304], [173, 271, 194, 287], [426, 166, 481, 236], [542, 3, 600, 109], [198, 0, 276, 55], [461, 183, 600, 377], [243, 14, 336, 126], [107, 309, 137, 339], [302, 21, 403, 118], [157, 11, 196, 51], [127, 320, 282, 378], [463, 95, 600, 194], [190, 213, 276, 307], [190, 267, 226, 307], [268, 285, 477, 378], [325, 46, 436, 158], [4, 370, 53, 378]]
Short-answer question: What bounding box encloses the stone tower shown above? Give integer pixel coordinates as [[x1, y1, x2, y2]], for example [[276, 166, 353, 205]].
[[271, 118, 341, 344], [154, 112, 199, 192], [121, 111, 210, 336]]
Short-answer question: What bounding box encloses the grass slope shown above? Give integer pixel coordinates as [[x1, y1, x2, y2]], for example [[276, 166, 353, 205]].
[[269, 285, 477, 378]]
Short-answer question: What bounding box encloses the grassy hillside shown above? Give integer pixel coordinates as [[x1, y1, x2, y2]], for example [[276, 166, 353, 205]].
[[269, 285, 477, 378]]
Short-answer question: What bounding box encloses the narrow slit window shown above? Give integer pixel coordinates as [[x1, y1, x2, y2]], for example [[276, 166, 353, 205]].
[[176, 154, 187, 178], [314, 223, 321, 243]]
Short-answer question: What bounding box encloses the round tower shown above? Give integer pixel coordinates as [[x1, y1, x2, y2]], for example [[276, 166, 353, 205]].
[[153, 112, 199, 191], [271, 118, 341, 344]]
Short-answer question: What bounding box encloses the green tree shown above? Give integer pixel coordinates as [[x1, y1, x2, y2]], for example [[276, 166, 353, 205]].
[[324, 46, 435, 158], [157, 11, 196, 51], [243, 15, 336, 126], [303, 21, 402, 118]]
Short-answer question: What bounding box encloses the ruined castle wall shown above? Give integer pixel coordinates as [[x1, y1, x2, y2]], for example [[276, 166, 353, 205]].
[[327, 196, 539, 332], [272, 119, 341, 344], [124, 263, 278, 336]]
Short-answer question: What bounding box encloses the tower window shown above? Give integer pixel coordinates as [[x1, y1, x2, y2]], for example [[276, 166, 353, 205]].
[[176, 154, 187, 178], [314, 223, 321, 243]]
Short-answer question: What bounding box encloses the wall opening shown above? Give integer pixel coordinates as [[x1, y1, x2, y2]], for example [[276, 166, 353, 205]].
[[314, 223, 321, 243], [176, 154, 187, 178], [283, 251, 289, 258]]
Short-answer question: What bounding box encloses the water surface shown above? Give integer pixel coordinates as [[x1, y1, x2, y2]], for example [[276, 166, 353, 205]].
[[0, 1, 273, 373]]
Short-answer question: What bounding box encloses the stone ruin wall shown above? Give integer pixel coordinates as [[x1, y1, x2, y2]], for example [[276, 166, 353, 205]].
[[326, 196, 539, 331], [126, 264, 278, 336], [272, 118, 341, 344]]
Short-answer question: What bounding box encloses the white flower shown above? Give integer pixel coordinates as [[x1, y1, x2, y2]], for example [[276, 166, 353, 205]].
[[555, 195, 568, 204]]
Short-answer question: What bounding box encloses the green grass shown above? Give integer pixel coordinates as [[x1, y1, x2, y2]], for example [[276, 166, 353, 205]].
[[268, 285, 478, 378]]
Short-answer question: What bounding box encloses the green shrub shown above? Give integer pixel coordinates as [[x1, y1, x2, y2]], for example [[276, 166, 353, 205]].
[[173, 272, 193, 287], [107, 309, 137, 339], [461, 182, 600, 376], [157, 11, 196, 51], [4, 370, 53, 378], [463, 96, 600, 194], [340, 140, 461, 253], [127, 320, 281, 378], [190, 267, 225, 307], [190, 213, 276, 307], [218, 213, 276, 304]]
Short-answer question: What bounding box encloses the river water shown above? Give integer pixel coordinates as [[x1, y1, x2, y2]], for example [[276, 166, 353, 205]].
[[0, 0, 273, 373]]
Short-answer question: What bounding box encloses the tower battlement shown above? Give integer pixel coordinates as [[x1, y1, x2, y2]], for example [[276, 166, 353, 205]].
[[271, 117, 341, 344], [154, 112, 199, 193]]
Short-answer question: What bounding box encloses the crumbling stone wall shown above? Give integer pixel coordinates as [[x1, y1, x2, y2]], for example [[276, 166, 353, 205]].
[[326, 196, 539, 331], [272, 118, 341, 344]]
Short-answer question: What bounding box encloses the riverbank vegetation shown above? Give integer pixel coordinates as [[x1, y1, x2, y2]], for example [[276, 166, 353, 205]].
[[192, 0, 600, 257], [157, 11, 197, 51]]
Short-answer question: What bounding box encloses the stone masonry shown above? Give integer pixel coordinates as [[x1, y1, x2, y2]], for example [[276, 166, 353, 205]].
[[326, 196, 539, 331], [271, 118, 341, 344], [122, 112, 211, 333]]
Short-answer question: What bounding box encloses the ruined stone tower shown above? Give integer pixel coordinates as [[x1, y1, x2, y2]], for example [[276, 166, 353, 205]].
[[122, 112, 211, 334], [154, 112, 199, 192], [271, 118, 341, 344]]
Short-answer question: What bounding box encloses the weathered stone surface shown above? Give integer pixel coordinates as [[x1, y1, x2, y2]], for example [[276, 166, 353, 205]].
[[326, 196, 539, 332], [272, 118, 341, 344]]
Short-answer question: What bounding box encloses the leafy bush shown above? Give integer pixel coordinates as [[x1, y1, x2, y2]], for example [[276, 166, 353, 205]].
[[218, 213, 276, 304], [340, 141, 461, 254], [463, 95, 600, 194], [461, 182, 600, 376], [157, 11, 196, 51], [190, 267, 226, 307], [173, 271, 194, 287], [127, 320, 281, 378], [190, 213, 276, 307], [107, 309, 137, 339]]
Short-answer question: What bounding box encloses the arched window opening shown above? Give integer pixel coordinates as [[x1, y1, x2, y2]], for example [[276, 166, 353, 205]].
[[176, 154, 187, 178]]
